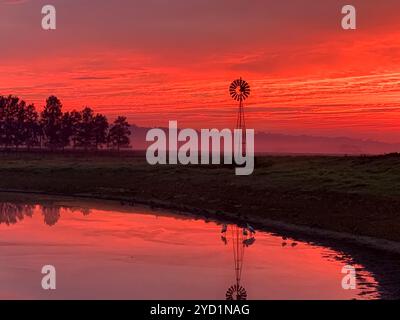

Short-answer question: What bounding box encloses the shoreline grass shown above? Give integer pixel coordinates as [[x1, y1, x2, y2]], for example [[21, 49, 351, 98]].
[[0, 151, 399, 242]]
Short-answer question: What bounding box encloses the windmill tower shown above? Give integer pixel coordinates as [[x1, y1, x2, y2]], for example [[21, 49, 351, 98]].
[[229, 78, 251, 155]]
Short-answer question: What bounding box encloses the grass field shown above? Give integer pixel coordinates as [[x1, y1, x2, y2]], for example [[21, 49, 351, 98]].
[[0, 151, 400, 241]]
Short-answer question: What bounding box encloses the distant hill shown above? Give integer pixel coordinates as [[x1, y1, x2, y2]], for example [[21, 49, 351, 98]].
[[129, 125, 400, 155]]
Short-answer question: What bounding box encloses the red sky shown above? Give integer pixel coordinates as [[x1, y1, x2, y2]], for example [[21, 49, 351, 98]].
[[1, 0, 400, 142]]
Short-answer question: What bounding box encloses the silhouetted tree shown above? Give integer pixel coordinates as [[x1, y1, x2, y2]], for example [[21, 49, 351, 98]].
[[60, 111, 83, 150], [76, 107, 95, 150], [107, 116, 131, 151], [41, 96, 63, 149], [59, 112, 73, 149], [93, 114, 109, 149], [23, 104, 41, 150], [0, 97, 4, 147], [0, 95, 28, 149], [0, 94, 130, 152], [57, 110, 82, 149], [0, 96, 16, 147], [13, 99, 28, 149], [0, 96, 41, 149]]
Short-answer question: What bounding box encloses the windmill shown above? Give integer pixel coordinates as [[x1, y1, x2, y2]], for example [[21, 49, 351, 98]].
[[221, 224, 256, 300], [229, 78, 251, 155]]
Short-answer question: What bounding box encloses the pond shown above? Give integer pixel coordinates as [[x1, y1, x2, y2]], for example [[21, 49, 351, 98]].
[[0, 193, 398, 300]]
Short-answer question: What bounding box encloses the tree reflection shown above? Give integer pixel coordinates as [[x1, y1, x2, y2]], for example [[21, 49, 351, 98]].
[[69, 207, 91, 216], [41, 206, 61, 226], [0, 203, 34, 225], [0, 202, 91, 226]]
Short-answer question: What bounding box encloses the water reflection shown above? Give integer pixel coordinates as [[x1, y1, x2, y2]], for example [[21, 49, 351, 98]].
[[0, 203, 34, 225], [0, 197, 397, 299], [221, 224, 256, 300], [0, 202, 91, 227]]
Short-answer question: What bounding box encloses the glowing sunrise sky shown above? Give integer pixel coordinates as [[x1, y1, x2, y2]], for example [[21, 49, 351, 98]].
[[1, 0, 400, 142]]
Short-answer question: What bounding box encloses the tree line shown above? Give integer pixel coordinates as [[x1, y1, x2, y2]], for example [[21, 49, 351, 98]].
[[0, 95, 131, 151]]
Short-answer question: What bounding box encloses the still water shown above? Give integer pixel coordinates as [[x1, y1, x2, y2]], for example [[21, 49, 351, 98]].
[[0, 194, 397, 300]]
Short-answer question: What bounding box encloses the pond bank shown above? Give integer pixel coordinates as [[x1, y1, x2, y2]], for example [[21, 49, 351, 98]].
[[0, 153, 399, 247]]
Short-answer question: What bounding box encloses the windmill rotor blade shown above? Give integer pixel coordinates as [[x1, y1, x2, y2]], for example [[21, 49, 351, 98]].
[[229, 78, 250, 101]]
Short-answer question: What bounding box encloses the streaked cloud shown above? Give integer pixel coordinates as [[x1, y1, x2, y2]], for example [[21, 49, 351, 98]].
[[1, 0, 400, 142]]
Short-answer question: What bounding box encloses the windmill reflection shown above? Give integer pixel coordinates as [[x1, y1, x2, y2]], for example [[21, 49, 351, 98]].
[[0, 203, 91, 226], [221, 223, 256, 300]]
